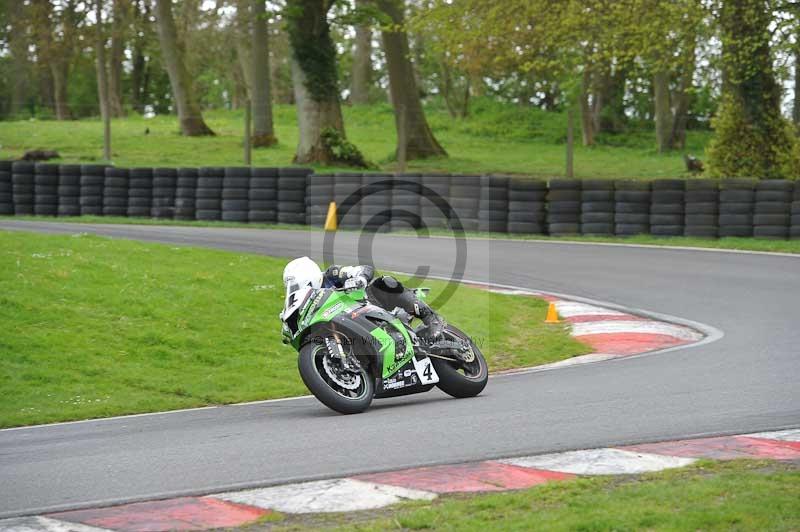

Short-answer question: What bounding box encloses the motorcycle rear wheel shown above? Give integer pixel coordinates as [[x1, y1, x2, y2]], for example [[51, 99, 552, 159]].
[[298, 342, 374, 414], [431, 325, 489, 398]]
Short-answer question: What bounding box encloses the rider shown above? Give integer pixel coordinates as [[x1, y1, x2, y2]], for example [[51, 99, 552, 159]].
[[282, 257, 445, 341]]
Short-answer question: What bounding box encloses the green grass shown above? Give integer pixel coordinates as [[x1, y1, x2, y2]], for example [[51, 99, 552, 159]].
[[0, 101, 711, 179], [265, 460, 800, 531], [4, 215, 800, 254], [0, 230, 589, 428]]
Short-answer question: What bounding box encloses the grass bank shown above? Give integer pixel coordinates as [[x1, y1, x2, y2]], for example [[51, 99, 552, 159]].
[[4, 215, 800, 254], [256, 460, 800, 531], [0, 230, 588, 428], [0, 102, 709, 179]]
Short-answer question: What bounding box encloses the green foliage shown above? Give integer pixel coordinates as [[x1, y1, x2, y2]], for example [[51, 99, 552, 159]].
[[284, 0, 340, 102], [320, 127, 371, 168]]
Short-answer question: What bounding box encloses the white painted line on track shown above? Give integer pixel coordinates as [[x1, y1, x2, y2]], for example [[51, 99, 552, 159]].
[[212, 478, 435, 514], [0, 517, 110, 532], [501, 448, 696, 475], [746, 429, 800, 442], [570, 320, 704, 341], [554, 301, 627, 318]]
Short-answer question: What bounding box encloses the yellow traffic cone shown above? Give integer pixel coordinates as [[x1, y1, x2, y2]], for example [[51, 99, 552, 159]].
[[324, 201, 338, 231], [544, 302, 560, 323]]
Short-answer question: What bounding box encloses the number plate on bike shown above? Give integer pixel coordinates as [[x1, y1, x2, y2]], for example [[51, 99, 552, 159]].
[[412, 356, 439, 385]]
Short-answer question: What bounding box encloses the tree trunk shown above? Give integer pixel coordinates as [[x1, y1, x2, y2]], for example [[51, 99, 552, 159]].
[[9, 2, 29, 117], [580, 67, 594, 146], [108, 0, 126, 117], [350, 8, 372, 105], [154, 0, 214, 136], [291, 59, 345, 164], [794, 40, 800, 127], [51, 60, 72, 120], [669, 37, 696, 150], [378, 0, 446, 160], [653, 70, 673, 153], [251, 0, 277, 147], [96, 0, 110, 121]]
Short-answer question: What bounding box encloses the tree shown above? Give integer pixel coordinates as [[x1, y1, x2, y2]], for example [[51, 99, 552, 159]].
[[95, 0, 111, 160], [285, 0, 366, 166], [377, 0, 446, 160], [154, 0, 215, 136], [350, 6, 373, 105], [7, 1, 30, 117], [251, 0, 277, 147], [707, 0, 797, 178], [108, 0, 126, 117]]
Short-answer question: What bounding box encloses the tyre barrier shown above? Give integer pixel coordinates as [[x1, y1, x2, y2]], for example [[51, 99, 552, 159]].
[[334, 173, 362, 230], [151, 168, 177, 219], [34, 163, 60, 216], [391, 173, 421, 231], [792, 184, 800, 239], [58, 164, 82, 216], [684, 179, 718, 237], [580, 179, 615, 236], [222, 167, 250, 223], [508, 177, 546, 234], [249, 167, 277, 223], [196, 167, 224, 221], [175, 168, 198, 220], [127, 167, 154, 217], [277, 167, 310, 225], [80, 164, 107, 216], [360, 174, 392, 232], [448, 175, 480, 232], [753, 180, 793, 239], [548, 179, 581, 235], [615, 180, 650, 236], [12, 161, 35, 215], [0, 161, 12, 215], [103, 167, 129, 217], [420, 173, 451, 232], [650, 179, 685, 237], [306, 173, 334, 228], [479, 175, 510, 233], [718, 179, 756, 238]]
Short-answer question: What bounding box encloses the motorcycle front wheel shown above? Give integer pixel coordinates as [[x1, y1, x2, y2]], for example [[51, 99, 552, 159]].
[[298, 341, 374, 414], [430, 325, 489, 398]]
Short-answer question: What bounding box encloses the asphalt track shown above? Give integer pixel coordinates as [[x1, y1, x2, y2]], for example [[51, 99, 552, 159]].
[[1, 220, 798, 518]]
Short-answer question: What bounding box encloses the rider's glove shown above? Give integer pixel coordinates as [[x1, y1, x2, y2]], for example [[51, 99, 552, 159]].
[[343, 275, 367, 290]]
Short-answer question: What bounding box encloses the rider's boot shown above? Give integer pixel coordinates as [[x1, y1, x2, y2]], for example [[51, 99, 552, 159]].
[[392, 288, 445, 343]]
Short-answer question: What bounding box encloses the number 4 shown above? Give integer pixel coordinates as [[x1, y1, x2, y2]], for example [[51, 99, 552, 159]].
[[423, 363, 432, 379]]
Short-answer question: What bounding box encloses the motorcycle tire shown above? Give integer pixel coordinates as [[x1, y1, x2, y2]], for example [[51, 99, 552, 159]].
[[431, 325, 488, 398], [298, 342, 374, 414]]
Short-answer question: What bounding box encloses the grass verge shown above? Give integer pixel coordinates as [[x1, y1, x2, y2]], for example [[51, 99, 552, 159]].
[[254, 460, 800, 531], [0, 230, 588, 428], [3, 215, 800, 255]]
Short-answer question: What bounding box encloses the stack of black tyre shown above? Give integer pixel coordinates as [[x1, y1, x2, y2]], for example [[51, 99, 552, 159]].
[[12, 162, 35, 215], [419, 173, 451, 231], [103, 168, 129, 217], [390, 173, 421, 231], [792, 184, 800, 239], [127, 168, 153, 217], [333, 173, 362, 230], [360, 174, 391, 231], [151, 168, 177, 219], [614, 180, 650, 236], [684, 180, 718, 237], [305, 174, 334, 227], [249, 167, 277, 223], [80, 165, 106, 216], [277, 168, 308, 224], [221, 167, 250, 222], [448, 175, 480, 231], [752, 180, 793, 239], [650, 179, 685, 236], [57, 164, 82, 216], [34, 163, 59, 216], [547, 179, 581, 235], [580, 180, 614, 236], [196, 167, 224, 221], [478, 175, 509, 233], [507, 178, 546, 234], [718, 179, 756, 237], [175, 168, 198, 220], [0, 161, 12, 215]]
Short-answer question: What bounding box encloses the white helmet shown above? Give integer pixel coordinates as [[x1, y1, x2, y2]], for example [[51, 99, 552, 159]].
[[283, 256, 322, 293]]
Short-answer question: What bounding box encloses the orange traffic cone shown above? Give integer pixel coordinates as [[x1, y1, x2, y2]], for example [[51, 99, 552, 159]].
[[544, 302, 560, 323], [324, 202, 338, 231]]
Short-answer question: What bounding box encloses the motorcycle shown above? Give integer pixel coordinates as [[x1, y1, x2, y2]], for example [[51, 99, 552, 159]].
[[281, 281, 488, 414]]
